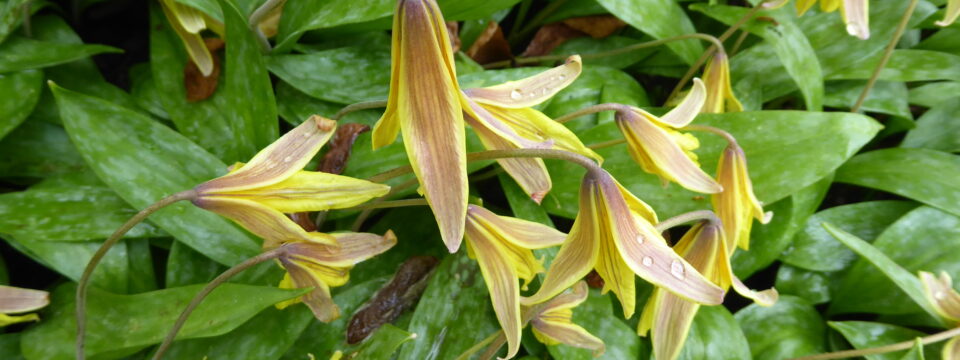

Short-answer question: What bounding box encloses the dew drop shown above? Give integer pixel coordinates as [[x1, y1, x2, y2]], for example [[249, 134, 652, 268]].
[[528, 92, 536, 98], [510, 89, 522, 99], [302, 132, 312, 138], [670, 260, 686, 280], [642, 256, 653, 267], [550, 76, 557, 81], [635, 235, 644, 244], [558, 74, 566, 81], [283, 156, 293, 163], [935, 291, 947, 300]]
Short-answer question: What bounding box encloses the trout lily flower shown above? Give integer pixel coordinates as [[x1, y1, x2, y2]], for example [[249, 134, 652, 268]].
[[372, 0, 474, 253], [0, 285, 49, 327], [193, 116, 390, 249], [463, 55, 603, 203], [528, 281, 605, 357], [159, 0, 224, 76], [919, 271, 960, 359], [276, 231, 397, 322], [464, 205, 567, 358], [638, 221, 777, 360], [615, 79, 722, 194], [522, 168, 725, 319], [702, 52, 743, 114], [711, 143, 772, 251], [795, 0, 869, 39], [937, 0, 960, 26]]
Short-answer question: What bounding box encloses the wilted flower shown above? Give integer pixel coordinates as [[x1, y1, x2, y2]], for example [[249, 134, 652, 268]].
[[463, 55, 602, 203], [372, 0, 473, 253], [615, 79, 722, 194], [193, 116, 390, 249], [919, 271, 960, 359], [528, 282, 605, 357], [702, 52, 743, 114], [0, 285, 48, 327], [796, 0, 869, 39], [159, 0, 224, 76], [638, 221, 777, 360], [464, 205, 567, 358], [711, 143, 771, 251], [276, 231, 397, 322], [936, 0, 959, 26], [522, 168, 725, 319]]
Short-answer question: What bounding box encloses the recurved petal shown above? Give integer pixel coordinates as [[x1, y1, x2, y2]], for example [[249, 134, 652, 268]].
[[531, 313, 605, 357], [0, 286, 49, 313], [465, 223, 523, 359], [160, 2, 214, 76], [465, 55, 582, 108], [841, 0, 869, 39], [659, 78, 707, 128], [277, 267, 341, 322], [481, 105, 604, 163], [161, 0, 206, 33], [197, 116, 337, 193], [919, 271, 960, 321], [936, 0, 960, 26], [467, 205, 566, 249], [616, 110, 722, 194], [538, 281, 590, 314], [468, 114, 552, 202], [193, 196, 336, 248], [284, 231, 398, 268], [638, 288, 700, 360], [224, 171, 390, 213]]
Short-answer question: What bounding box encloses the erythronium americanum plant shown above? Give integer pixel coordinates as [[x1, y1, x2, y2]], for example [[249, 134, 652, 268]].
[[4, 0, 960, 359]]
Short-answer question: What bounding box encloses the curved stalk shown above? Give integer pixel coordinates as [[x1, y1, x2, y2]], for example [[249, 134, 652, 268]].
[[851, 0, 919, 112], [654, 210, 721, 233], [332, 100, 388, 121], [790, 326, 960, 360], [553, 103, 631, 124], [683, 124, 738, 145], [368, 149, 602, 184]]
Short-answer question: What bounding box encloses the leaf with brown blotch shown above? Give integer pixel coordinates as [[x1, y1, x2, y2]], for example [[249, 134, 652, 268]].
[[561, 15, 626, 39], [184, 38, 224, 102], [466, 21, 512, 65], [346, 256, 439, 344], [521, 23, 585, 57]]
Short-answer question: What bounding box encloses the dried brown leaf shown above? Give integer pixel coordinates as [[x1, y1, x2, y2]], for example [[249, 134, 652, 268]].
[[562, 15, 626, 39], [521, 23, 584, 57], [184, 38, 224, 102], [347, 256, 440, 344], [319, 123, 371, 175], [466, 21, 513, 64]]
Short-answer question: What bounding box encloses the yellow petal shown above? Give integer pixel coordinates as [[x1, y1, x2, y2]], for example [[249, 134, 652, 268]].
[[821, 0, 841, 12], [465, 222, 524, 359], [160, 1, 214, 76], [937, 0, 960, 26], [702, 54, 743, 114], [468, 113, 552, 203], [944, 336, 960, 360], [283, 231, 398, 268], [467, 205, 566, 249], [712, 144, 769, 252], [531, 290, 606, 359], [539, 281, 590, 314], [613, 179, 658, 224], [480, 105, 603, 164], [277, 264, 340, 322], [840, 0, 869, 40], [465, 55, 582, 109], [0, 313, 39, 327], [198, 116, 337, 193], [193, 196, 336, 248], [0, 285, 49, 313], [919, 271, 960, 322], [795, 0, 818, 14], [161, 0, 206, 33], [660, 78, 707, 128], [223, 171, 390, 213]]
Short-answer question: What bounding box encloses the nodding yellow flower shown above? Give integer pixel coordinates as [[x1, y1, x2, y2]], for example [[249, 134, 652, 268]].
[[0, 285, 48, 327], [919, 271, 960, 359], [372, 0, 474, 253], [193, 116, 390, 249], [937, 0, 960, 26], [615, 79, 722, 194], [711, 143, 771, 252], [702, 52, 743, 114], [528, 282, 605, 357], [276, 231, 397, 322], [522, 168, 725, 319], [796, 0, 869, 40], [159, 0, 224, 76], [638, 221, 777, 360], [462, 55, 602, 203], [463, 205, 567, 359]]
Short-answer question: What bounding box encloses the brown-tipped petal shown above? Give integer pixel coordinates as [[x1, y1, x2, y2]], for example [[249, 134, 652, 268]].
[[920, 271, 960, 321], [539, 281, 590, 314], [480, 105, 604, 163], [284, 231, 397, 268], [936, 0, 960, 26], [0, 286, 49, 313], [640, 288, 701, 360], [198, 116, 337, 193], [278, 267, 341, 322], [194, 196, 336, 249], [465, 56, 582, 109], [467, 112, 552, 202], [531, 302, 605, 357], [467, 205, 566, 249], [617, 110, 722, 194], [702, 54, 743, 114], [841, 0, 869, 40], [160, 2, 214, 76], [659, 78, 706, 127], [225, 171, 390, 213], [465, 222, 523, 359], [594, 170, 725, 305]]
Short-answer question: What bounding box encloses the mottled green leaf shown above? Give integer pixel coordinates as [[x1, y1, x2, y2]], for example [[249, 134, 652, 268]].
[[548, 288, 640, 360], [0, 120, 86, 179], [1, 233, 132, 293], [128, 63, 169, 120], [830, 321, 940, 360], [161, 307, 313, 360], [831, 50, 960, 82], [676, 306, 751, 360], [165, 241, 224, 288], [595, 0, 702, 64], [775, 265, 832, 305], [825, 80, 911, 119], [735, 295, 826, 359], [908, 81, 960, 108], [347, 324, 416, 359], [0, 69, 42, 140], [268, 45, 391, 105], [0, 36, 120, 73], [0, 333, 24, 360], [901, 99, 960, 153]]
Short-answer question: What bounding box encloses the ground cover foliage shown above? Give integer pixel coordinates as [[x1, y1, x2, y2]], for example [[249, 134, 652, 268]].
[[0, 0, 959, 359]]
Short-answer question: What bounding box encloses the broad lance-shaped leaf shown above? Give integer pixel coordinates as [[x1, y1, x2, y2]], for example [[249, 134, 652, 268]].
[[0, 69, 42, 141], [21, 283, 308, 359], [51, 83, 261, 265], [735, 295, 826, 359], [830, 321, 943, 360], [162, 306, 313, 359], [594, 0, 702, 64], [0, 36, 121, 73]]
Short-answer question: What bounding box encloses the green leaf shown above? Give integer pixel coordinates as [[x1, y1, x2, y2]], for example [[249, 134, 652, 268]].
[[165, 241, 224, 288], [0, 173, 167, 242], [129, 63, 170, 120], [1, 233, 132, 293], [397, 253, 500, 360], [835, 148, 960, 218], [775, 265, 832, 304], [899, 339, 926, 360], [543, 67, 650, 131], [824, 80, 912, 119], [676, 306, 751, 360], [550, 36, 656, 70], [735, 295, 826, 359], [547, 288, 640, 360], [781, 201, 918, 272], [161, 307, 313, 360], [544, 111, 881, 218], [0, 69, 42, 140], [0, 333, 24, 360], [830, 321, 940, 360], [831, 50, 960, 82], [595, 0, 702, 64], [51, 84, 261, 266], [0, 120, 86, 179], [901, 98, 960, 153], [829, 207, 960, 320], [126, 238, 158, 293], [908, 81, 960, 108], [347, 324, 416, 359], [823, 222, 940, 318], [275, 81, 381, 126], [21, 283, 307, 360], [0, 36, 121, 73], [268, 45, 392, 105]]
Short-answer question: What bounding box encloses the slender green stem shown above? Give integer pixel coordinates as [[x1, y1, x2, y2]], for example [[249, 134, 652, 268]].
[[484, 33, 725, 69], [790, 326, 960, 360], [151, 247, 287, 360], [851, 0, 919, 112], [553, 103, 630, 124], [21, 1, 32, 38], [332, 100, 388, 121], [248, 0, 286, 52], [351, 177, 420, 231], [469, 166, 506, 182], [588, 138, 626, 150], [730, 30, 750, 55], [76, 190, 196, 360], [654, 210, 721, 233], [683, 124, 738, 145], [368, 149, 601, 184], [342, 198, 428, 212]]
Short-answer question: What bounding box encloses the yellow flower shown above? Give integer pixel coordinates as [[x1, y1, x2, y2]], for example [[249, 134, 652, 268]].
[[462, 55, 603, 203], [371, 0, 474, 253], [702, 52, 743, 114], [528, 282, 605, 357], [463, 205, 567, 358], [711, 143, 772, 252], [937, 0, 960, 26], [0, 285, 48, 327], [522, 168, 725, 319], [638, 221, 777, 360], [919, 271, 960, 359], [796, 0, 869, 40], [159, 0, 224, 76], [193, 116, 390, 249], [276, 231, 397, 322], [616, 79, 722, 194]]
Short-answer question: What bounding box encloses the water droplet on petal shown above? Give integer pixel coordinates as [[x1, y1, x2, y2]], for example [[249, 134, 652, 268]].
[[558, 74, 566, 81], [642, 256, 653, 267], [283, 156, 293, 163], [670, 260, 686, 280], [302, 132, 312, 138], [510, 89, 522, 99], [635, 235, 644, 244], [935, 291, 947, 300]]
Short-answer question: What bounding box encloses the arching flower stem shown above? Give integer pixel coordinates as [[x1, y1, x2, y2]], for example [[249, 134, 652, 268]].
[[332, 100, 388, 121], [790, 326, 960, 360], [654, 210, 722, 233]]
